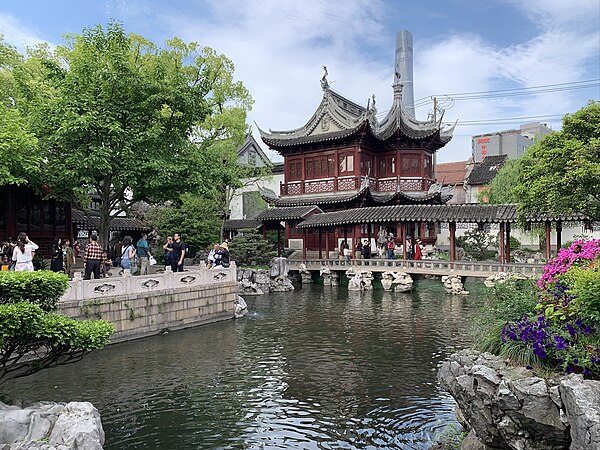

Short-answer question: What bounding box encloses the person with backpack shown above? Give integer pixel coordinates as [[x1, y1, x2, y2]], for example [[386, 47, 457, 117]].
[[120, 235, 137, 275]]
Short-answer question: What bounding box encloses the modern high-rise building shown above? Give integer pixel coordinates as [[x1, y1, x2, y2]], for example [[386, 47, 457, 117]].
[[472, 122, 552, 162]]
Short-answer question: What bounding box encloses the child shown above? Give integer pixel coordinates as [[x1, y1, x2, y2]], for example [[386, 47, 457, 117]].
[[101, 251, 113, 277]]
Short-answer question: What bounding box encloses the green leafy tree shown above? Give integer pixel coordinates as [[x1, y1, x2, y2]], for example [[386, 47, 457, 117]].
[[480, 158, 521, 204], [147, 191, 223, 256], [0, 38, 42, 185], [14, 21, 251, 248], [0, 271, 114, 384], [517, 101, 600, 221], [227, 230, 277, 267]]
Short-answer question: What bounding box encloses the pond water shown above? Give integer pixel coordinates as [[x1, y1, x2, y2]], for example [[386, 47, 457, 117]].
[[3, 278, 485, 449]]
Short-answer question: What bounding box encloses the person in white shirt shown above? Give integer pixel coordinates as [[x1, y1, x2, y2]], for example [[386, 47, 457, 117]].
[[12, 232, 39, 272]]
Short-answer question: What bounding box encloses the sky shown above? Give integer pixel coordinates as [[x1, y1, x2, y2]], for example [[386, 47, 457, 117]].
[[1, 0, 599, 163]]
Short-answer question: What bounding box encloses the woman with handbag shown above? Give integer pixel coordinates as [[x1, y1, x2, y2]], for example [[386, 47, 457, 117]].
[[120, 236, 137, 275]]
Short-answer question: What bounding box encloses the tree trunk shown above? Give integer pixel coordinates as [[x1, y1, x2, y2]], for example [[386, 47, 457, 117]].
[[98, 185, 113, 250]]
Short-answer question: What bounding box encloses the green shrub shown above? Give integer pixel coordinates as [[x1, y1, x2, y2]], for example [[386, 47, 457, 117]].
[[0, 302, 115, 384], [0, 271, 69, 311], [569, 265, 600, 323], [470, 279, 537, 354], [509, 236, 521, 250], [457, 229, 493, 261], [228, 230, 277, 266]]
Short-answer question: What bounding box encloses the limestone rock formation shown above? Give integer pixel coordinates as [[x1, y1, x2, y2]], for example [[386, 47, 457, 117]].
[[0, 401, 105, 450], [483, 272, 531, 288], [237, 268, 264, 295], [438, 349, 600, 450], [442, 274, 469, 295], [269, 257, 294, 292], [233, 296, 248, 318], [381, 271, 414, 292], [345, 269, 374, 291], [319, 266, 339, 286], [298, 263, 313, 284]]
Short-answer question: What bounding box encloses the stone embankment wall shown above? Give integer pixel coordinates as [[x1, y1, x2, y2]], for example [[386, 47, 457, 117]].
[[438, 349, 600, 450], [59, 266, 239, 344]]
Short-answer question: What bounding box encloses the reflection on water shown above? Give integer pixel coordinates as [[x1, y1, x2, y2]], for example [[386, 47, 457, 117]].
[[3, 278, 483, 449]]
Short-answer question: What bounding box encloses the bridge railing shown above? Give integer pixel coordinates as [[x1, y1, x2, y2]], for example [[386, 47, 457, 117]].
[[290, 258, 544, 276], [61, 263, 238, 302]]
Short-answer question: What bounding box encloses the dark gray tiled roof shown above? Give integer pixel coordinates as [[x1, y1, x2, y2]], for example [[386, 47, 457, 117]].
[[270, 190, 365, 207], [295, 204, 588, 228], [263, 179, 452, 207], [72, 210, 148, 231], [467, 155, 508, 185], [254, 205, 322, 221], [223, 219, 262, 231]]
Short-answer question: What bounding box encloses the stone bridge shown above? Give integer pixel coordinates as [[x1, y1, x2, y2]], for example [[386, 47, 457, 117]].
[[289, 258, 544, 278]]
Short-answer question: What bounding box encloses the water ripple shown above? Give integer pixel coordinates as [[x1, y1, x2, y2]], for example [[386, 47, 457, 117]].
[[4, 278, 481, 449]]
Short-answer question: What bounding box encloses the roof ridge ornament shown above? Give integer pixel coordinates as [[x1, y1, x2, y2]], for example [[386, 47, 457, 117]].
[[321, 66, 329, 90]]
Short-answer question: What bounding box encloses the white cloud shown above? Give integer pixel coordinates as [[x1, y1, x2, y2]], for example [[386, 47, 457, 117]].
[[0, 13, 51, 51], [2, 0, 598, 165]]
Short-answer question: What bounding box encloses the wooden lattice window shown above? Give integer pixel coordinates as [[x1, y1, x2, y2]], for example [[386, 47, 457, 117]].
[[288, 159, 302, 181], [401, 155, 421, 176]]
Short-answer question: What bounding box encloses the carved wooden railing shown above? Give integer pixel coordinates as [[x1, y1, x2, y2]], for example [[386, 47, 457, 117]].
[[280, 176, 437, 196]]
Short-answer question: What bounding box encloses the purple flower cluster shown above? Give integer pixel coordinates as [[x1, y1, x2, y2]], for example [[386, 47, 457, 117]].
[[502, 315, 552, 359], [538, 239, 600, 289], [502, 315, 595, 362]]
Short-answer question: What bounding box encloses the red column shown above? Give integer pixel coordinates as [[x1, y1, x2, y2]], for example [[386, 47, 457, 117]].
[[505, 222, 511, 264], [556, 221, 562, 255], [499, 222, 505, 265], [302, 228, 307, 260], [402, 222, 407, 260], [545, 221, 552, 260], [325, 227, 330, 259], [318, 229, 322, 259], [449, 222, 456, 263]]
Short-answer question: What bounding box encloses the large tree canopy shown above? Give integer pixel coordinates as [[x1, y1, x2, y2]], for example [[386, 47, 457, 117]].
[[5, 21, 252, 247], [0, 37, 41, 185], [517, 101, 600, 221]]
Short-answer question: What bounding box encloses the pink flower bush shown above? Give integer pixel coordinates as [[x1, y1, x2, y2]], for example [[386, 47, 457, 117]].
[[537, 239, 600, 290]]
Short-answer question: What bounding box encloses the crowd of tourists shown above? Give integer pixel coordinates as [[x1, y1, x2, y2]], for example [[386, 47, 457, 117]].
[[339, 230, 425, 261], [1, 230, 233, 280]]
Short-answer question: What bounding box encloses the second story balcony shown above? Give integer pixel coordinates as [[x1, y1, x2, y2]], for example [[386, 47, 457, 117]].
[[280, 176, 436, 196]]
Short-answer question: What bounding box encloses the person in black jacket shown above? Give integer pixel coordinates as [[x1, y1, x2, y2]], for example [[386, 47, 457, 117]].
[[361, 239, 371, 259], [50, 238, 64, 272]]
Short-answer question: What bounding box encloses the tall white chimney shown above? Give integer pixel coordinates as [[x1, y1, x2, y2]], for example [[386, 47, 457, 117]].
[[394, 30, 415, 117]]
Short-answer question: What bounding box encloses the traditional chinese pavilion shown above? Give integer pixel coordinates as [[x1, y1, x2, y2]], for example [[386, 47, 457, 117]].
[[256, 65, 456, 252]]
